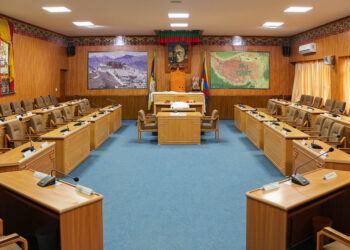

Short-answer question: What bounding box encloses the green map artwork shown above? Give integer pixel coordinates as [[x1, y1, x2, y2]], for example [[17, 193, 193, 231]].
[[210, 51, 270, 89]]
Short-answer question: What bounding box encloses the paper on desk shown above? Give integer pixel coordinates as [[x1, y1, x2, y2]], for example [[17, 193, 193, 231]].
[[170, 113, 187, 116]]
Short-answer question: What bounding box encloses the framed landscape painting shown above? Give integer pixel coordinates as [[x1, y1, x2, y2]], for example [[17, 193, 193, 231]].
[[210, 51, 270, 89], [88, 51, 148, 89]]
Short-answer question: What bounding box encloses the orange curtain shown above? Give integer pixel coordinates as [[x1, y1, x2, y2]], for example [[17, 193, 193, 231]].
[[291, 60, 331, 103], [340, 57, 350, 112]]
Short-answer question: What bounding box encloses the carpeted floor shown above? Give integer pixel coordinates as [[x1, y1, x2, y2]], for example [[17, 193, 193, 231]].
[[66, 120, 284, 250]]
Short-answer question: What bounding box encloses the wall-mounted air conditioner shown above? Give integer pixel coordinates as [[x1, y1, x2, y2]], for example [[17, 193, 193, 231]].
[[298, 43, 317, 54]]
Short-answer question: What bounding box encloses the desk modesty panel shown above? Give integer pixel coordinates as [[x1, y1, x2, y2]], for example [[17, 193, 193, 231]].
[[234, 104, 256, 133]]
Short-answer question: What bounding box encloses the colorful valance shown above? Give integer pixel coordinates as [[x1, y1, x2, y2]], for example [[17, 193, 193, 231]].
[[158, 30, 200, 44], [0, 18, 14, 96]]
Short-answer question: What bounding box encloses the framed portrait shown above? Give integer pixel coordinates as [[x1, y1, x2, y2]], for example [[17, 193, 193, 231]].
[[88, 51, 148, 89], [165, 42, 191, 73]]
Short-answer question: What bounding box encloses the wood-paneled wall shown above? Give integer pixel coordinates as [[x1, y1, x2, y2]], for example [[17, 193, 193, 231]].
[[290, 30, 350, 100], [0, 34, 67, 103]]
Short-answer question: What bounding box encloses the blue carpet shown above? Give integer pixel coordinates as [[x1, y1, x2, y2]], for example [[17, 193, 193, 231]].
[[65, 120, 284, 250]]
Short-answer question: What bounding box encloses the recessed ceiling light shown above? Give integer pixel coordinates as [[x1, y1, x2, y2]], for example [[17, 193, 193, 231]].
[[284, 6, 313, 13], [73, 21, 94, 27], [170, 0, 182, 3], [263, 22, 284, 28], [42, 6, 71, 13], [170, 23, 188, 27], [168, 13, 189, 18]]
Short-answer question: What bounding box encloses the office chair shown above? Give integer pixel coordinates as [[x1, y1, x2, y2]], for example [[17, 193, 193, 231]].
[[285, 110, 309, 129], [29, 115, 55, 135], [137, 110, 157, 143], [324, 123, 346, 147], [5, 120, 29, 148], [274, 106, 292, 119], [317, 227, 350, 250], [301, 115, 326, 134], [323, 99, 335, 112], [78, 102, 90, 116], [34, 97, 45, 109], [0, 218, 28, 250], [308, 118, 335, 140], [0, 103, 13, 117], [312, 97, 323, 108], [10, 101, 23, 115], [41, 96, 52, 107], [297, 94, 306, 104], [332, 101, 346, 114], [279, 107, 299, 123], [49, 95, 59, 105], [21, 99, 34, 112], [62, 106, 77, 121], [303, 95, 314, 106], [201, 109, 220, 143], [50, 110, 66, 127]]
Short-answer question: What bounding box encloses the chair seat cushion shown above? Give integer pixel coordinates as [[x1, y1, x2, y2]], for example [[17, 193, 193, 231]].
[[324, 241, 350, 250], [143, 123, 157, 130], [0, 236, 22, 250], [201, 123, 214, 129]]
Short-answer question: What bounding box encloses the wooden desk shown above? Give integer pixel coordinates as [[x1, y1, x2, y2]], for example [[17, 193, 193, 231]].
[[263, 122, 309, 176], [0, 141, 55, 174], [293, 140, 350, 173], [246, 169, 350, 250], [234, 104, 256, 133], [0, 170, 103, 250], [157, 112, 201, 144], [290, 104, 328, 126], [79, 111, 110, 150], [270, 99, 293, 116], [161, 108, 196, 112], [101, 105, 122, 134], [154, 102, 204, 114], [246, 111, 275, 150], [40, 122, 90, 175]]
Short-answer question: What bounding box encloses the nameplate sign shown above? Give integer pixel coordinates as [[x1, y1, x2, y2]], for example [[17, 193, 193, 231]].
[[23, 150, 34, 158], [27, 112, 33, 116], [262, 182, 280, 191], [62, 131, 70, 135], [323, 172, 337, 180], [170, 113, 187, 116], [40, 141, 49, 148]]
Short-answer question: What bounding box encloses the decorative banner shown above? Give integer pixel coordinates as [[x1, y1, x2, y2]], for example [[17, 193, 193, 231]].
[[88, 51, 148, 89], [0, 18, 14, 96], [158, 30, 200, 44], [210, 51, 270, 89]]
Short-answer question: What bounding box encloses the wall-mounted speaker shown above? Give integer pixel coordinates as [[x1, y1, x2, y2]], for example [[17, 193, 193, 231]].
[[282, 46, 291, 57], [67, 46, 75, 57]]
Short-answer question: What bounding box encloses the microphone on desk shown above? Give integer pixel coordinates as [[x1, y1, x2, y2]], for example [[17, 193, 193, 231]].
[[307, 135, 340, 149], [37, 169, 79, 187], [18, 117, 35, 153], [291, 147, 334, 186], [281, 127, 291, 133], [60, 123, 70, 133], [106, 98, 119, 107]]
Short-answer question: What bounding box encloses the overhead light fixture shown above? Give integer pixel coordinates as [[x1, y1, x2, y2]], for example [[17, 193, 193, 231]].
[[284, 7, 313, 13], [42, 6, 71, 13], [262, 22, 284, 28], [170, 23, 188, 27], [73, 21, 94, 27], [168, 13, 189, 18]]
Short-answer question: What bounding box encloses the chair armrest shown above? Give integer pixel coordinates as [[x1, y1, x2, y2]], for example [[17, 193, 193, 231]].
[[0, 233, 20, 245], [8, 139, 29, 142], [0, 218, 2, 235], [202, 117, 213, 121], [317, 227, 350, 250]]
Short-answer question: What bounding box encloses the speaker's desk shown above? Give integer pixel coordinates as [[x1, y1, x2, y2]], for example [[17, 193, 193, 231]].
[[263, 122, 309, 176], [245, 111, 275, 150], [289, 104, 328, 126], [100, 105, 122, 134], [157, 112, 201, 144], [78, 111, 110, 150], [292, 140, 350, 173], [0, 170, 103, 250], [40, 122, 90, 175], [246, 169, 350, 250], [0, 141, 55, 174], [154, 102, 204, 114], [270, 99, 293, 116], [234, 104, 256, 133]]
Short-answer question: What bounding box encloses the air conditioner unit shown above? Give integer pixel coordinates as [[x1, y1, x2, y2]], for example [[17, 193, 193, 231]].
[[298, 43, 317, 54], [324, 56, 335, 65]]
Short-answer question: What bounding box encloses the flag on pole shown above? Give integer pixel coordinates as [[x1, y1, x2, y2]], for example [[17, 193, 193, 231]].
[[148, 51, 156, 110], [201, 51, 209, 106]]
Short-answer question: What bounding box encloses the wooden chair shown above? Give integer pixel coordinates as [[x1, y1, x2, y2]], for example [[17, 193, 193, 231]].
[[259, 100, 277, 116], [297, 94, 306, 104], [137, 110, 157, 143], [10, 101, 23, 115], [317, 227, 350, 250], [77, 102, 90, 116], [308, 118, 335, 141], [332, 101, 346, 114], [62, 106, 77, 122], [201, 109, 219, 143], [34, 97, 45, 109], [21, 99, 33, 112], [41, 95, 52, 107], [0, 103, 13, 117], [5, 120, 29, 148], [0, 218, 28, 250], [274, 106, 292, 119], [301, 115, 326, 134], [323, 99, 335, 112], [324, 123, 346, 147], [313, 97, 323, 108], [279, 107, 299, 123], [49, 95, 59, 105], [50, 110, 66, 127], [286, 110, 309, 129], [29, 115, 55, 135], [303, 95, 314, 106]]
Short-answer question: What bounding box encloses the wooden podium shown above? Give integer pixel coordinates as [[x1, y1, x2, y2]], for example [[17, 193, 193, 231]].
[[170, 68, 186, 92]]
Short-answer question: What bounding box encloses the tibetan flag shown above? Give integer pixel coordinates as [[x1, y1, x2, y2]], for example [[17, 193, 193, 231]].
[[201, 51, 209, 105], [148, 51, 156, 110]]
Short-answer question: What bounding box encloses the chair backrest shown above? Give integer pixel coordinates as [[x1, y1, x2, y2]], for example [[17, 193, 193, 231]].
[[21, 99, 33, 112], [324, 99, 335, 112], [10, 101, 23, 115], [84, 99, 91, 111], [30, 115, 46, 133], [6, 120, 25, 147], [295, 110, 308, 126], [41, 96, 52, 106], [287, 108, 299, 122], [332, 101, 346, 114], [78, 102, 88, 115], [320, 119, 334, 137], [0, 103, 12, 117], [284, 106, 292, 118], [51, 110, 64, 125], [313, 115, 326, 132], [35, 97, 45, 108], [210, 109, 219, 128], [267, 102, 276, 114], [312, 97, 323, 108], [49, 95, 58, 105], [303, 95, 314, 106], [62, 106, 73, 120], [328, 123, 345, 142], [298, 95, 306, 104], [138, 110, 146, 129]]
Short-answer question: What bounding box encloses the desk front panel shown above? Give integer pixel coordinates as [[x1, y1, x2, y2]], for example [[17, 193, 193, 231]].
[[155, 103, 203, 114], [246, 115, 263, 150], [234, 107, 244, 133], [89, 113, 110, 150]]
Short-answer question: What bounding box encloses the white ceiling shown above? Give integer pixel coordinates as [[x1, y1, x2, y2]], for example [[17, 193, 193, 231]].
[[0, 0, 349, 37]]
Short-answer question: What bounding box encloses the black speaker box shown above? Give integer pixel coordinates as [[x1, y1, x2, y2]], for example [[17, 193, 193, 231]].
[[282, 46, 291, 57], [67, 46, 75, 57]]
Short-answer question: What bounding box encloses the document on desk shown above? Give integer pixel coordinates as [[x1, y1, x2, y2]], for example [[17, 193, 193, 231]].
[[170, 113, 187, 116]]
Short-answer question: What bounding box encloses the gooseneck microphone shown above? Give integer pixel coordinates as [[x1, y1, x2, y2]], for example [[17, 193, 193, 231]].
[[106, 98, 119, 107], [19, 117, 34, 153], [291, 147, 334, 186], [37, 169, 79, 187], [60, 123, 70, 133], [51, 169, 79, 182]]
